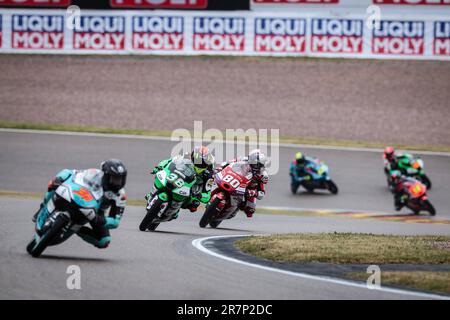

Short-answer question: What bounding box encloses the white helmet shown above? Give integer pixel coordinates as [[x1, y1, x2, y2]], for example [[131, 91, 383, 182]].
[[247, 149, 267, 172]]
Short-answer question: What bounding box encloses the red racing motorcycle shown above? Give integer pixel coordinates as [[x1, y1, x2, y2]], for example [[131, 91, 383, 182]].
[[199, 162, 252, 228], [401, 179, 436, 216]]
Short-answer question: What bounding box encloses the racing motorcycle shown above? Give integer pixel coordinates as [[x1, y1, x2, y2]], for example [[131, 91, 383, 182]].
[[397, 178, 435, 216], [26, 170, 102, 258], [290, 158, 338, 195], [384, 153, 431, 190], [199, 162, 253, 229], [139, 157, 210, 231]]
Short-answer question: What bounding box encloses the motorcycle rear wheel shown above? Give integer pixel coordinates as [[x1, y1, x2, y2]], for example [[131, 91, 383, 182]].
[[199, 198, 221, 228], [139, 198, 163, 231]]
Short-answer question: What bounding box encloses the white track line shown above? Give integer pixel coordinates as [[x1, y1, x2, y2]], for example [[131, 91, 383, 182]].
[[192, 235, 450, 300], [1, 128, 449, 157]]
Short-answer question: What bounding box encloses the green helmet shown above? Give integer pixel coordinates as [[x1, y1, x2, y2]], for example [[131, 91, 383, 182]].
[[191, 146, 215, 174]]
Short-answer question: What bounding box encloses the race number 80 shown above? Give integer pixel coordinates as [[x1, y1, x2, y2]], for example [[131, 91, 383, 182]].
[[222, 175, 240, 188]]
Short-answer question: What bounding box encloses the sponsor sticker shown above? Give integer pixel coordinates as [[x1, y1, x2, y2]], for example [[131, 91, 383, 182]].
[[254, 18, 306, 53], [193, 17, 245, 52], [310, 18, 363, 54], [73, 16, 125, 50], [372, 20, 424, 55], [11, 14, 64, 49], [132, 16, 184, 51]]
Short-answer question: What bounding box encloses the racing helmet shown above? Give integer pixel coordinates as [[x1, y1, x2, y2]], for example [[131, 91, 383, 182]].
[[101, 159, 127, 193], [191, 146, 215, 174], [295, 152, 306, 165], [384, 147, 395, 160], [248, 149, 267, 172]]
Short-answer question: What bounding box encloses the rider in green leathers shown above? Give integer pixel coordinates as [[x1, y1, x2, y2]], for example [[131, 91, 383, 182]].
[[149, 146, 215, 219]]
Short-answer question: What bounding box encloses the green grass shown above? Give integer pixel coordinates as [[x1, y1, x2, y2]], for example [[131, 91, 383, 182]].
[[235, 233, 450, 264], [346, 271, 450, 295], [2, 120, 450, 152]]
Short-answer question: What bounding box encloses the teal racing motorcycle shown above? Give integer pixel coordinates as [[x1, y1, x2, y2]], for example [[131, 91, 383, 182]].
[[139, 156, 210, 231], [290, 158, 338, 194], [26, 169, 103, 258]]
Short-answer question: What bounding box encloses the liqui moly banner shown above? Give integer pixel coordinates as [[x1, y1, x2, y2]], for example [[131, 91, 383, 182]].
[[73, 15, 125, 50], [0, 9, 449, 61], [11, 14, 64, 49], [193, 17, 245, 52], [434, 21, 450, 56], [132, 16, 184, 51], [372, 20, 425, 56], [310, 19, 363, 54], [254, 18, 307, 53]]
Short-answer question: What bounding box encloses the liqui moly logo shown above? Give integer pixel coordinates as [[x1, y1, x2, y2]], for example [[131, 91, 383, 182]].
[[110, 0, 207, 8], [372, 21, 424, 55], [0, 0, 71, 6], [132, 16, 184, 51], [73, 16, 125, 50], [11, 15, 64, 49], [310, 19, 363, 54], [434, 21, 450, 56], [254, 18, 306, 53], [193, 17, 245, 51]]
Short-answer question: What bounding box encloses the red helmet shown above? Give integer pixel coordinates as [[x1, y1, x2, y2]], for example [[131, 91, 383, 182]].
[[384, 147, 395, 160]]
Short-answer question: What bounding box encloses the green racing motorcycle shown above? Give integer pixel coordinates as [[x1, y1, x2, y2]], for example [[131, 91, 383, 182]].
[[385, 153, 432, 190], [139, 156, 210, 231]]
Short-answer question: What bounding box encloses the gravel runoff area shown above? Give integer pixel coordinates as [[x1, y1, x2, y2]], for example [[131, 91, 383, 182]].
[[0, 54, 449, 146]]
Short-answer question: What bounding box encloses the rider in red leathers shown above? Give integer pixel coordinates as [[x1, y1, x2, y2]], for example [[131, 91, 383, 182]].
[[220, 149, 269, 218]]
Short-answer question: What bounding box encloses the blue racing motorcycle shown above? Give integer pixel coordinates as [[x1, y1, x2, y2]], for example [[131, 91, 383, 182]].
[[290, 158, 338, 195], [26, 169, 103, 258]]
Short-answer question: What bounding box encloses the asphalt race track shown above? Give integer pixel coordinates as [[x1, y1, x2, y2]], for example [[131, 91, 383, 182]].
[[1, 130, 450, 299]]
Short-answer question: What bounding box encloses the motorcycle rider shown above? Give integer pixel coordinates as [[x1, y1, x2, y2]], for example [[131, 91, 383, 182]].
[[32, 159, 128, 249], [290, 152, 315, 183], [390, 170, 418, 211], [384, 147, 399, 171], [150, 146, 215, 218], [220, 149, 269, 218]]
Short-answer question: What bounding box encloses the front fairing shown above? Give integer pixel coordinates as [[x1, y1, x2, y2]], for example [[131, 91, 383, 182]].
[[153, 162, 195, 202]]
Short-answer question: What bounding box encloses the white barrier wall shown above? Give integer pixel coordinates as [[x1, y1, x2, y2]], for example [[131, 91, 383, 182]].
[[0, 8, 449, 60]]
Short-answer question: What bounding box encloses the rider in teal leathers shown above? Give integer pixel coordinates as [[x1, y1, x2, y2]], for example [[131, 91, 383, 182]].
[[32, 159, 128, 249]]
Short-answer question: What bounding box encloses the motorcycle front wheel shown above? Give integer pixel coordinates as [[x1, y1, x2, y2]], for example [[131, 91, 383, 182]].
[[27, 214, 68, 258], [199, 198, 221, 228], [139, 198, 163, 231], [423, 200, 436, 216], [327, 180, 339, 195]]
